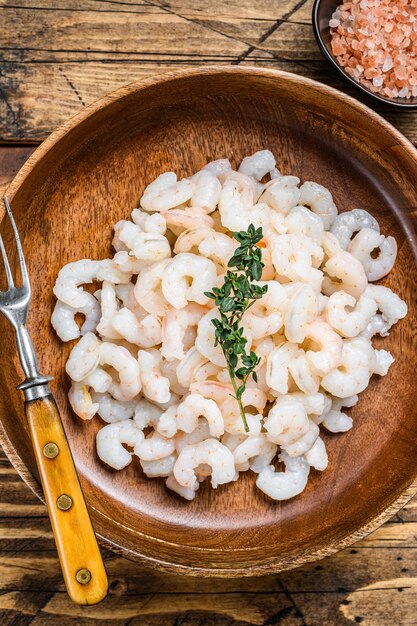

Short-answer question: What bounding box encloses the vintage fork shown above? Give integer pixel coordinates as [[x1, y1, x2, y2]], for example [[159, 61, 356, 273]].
[[0, 196, 108, 605]]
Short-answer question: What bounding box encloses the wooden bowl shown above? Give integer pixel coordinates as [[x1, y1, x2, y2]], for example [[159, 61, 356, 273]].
[[1, 67, 417, 576], [312, 0, 417, 109]]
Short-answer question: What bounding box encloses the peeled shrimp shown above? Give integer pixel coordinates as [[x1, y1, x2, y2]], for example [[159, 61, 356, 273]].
[[141, 454, 177, 478], [305, 437, 328, 471], [288, 392, 331, 420], [161, 359, 188, 396], [321, 337, 373, 398], [133, 399, 162, 430], [191, 170, 221, 212], [285, 205, 324, 245], [173, 439, 236, 489], [321, 396, 357, 433], [112, 220, 129, 252], [175, 418, 211, 453], [220, 388, 267, 435], [238, 149, 276, 181], [176, 393, 224, 438], [112, 307, 162, 348], [82, 367, 112, 393], [233, 434, 277, 472], [264, 396, 310, 446], [91, 392, 137, 423], [138, 349, 170, 404], [288, 351, 320, 395], [161, 253, 217, 309], [51, 292, 100, 342], [135, 431, 175, 461], [361, 314, 390, 339], [331, 209, 380, 250], [242, 281, 286, 340], [259, 176, 301, 216], [322, 409, 353, 432], [65, 332, 101, 382], [322, 250, 368, 299], [222, 410, 262, 436], [174, 227, 237, 267], [271, 234, 322, 283], [373, 349, 394, 376], [256, 452, 310, 501], [113, 250, 147, 275], [140, 172, 195, 212], [365, 285, 407, 328], [189, 380, 233, 404], [115, 220, 171, 262], [163, 207, 214, 232], [284, 284, 317, 344], [134, 259, 171, 317], [131, 208, 166, 231], [54, 259, 129, 309], [166, 474, 199, 500], [305, 320, 343, 375], [161, 304, 207, 361], [325, 290, 377, 338], [68, 382, 98, 420], [221, 432, 247, 453], [195, 310, 227, 367], [115, 283, 147, 320], [202, 158, 231, 177], [156, 405, 179, 438], [266, 342, 299, 395], [218, 171, 256, 231], [176, 347, 210, 388], [299, 181, 337, 229], [96, 281, 121, 340], [100, 342, 141, 401], [96, 419, 143, 470], [282, 420, 319, 457], [349, 228, 397, 281]]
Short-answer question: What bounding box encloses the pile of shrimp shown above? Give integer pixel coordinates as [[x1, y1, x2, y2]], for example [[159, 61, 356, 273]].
[[51, 150, 407, 501]]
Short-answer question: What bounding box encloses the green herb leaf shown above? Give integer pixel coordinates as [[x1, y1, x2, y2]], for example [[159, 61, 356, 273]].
[[208, 224, 268, 432]]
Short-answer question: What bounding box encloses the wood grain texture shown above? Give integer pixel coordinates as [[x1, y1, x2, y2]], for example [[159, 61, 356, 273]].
[[25, 396, 108, 605], [0, 146, 35, 196], [1, 0, 417, 142], [1, 67, 417, 581]]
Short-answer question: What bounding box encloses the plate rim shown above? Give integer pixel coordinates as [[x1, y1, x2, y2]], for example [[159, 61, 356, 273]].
[[2, 64, 417, 576]]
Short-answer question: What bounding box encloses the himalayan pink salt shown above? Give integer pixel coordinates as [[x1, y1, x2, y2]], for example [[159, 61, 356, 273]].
[[330, 0, 417, 100]]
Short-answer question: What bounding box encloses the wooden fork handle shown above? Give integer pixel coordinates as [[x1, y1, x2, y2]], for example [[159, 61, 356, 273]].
[[25, 394, 108, 605]]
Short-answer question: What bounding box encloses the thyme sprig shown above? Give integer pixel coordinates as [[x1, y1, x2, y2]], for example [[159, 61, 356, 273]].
[[204, 224, 268, 432]]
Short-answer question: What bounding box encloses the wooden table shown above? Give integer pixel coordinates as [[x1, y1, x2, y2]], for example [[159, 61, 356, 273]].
[[1, 1, 417, 624]]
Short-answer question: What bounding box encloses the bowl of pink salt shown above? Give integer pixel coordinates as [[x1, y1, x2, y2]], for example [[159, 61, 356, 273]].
[[313, 0, 417, 109]]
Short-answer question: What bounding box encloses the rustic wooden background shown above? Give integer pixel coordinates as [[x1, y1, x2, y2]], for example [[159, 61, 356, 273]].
[[1, 0, 417, 624]]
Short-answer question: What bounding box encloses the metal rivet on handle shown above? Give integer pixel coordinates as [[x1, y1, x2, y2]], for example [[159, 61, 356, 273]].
[[76, 568, 91, 585], [43, 442, 59, 459], [56, 493, 73, 511]]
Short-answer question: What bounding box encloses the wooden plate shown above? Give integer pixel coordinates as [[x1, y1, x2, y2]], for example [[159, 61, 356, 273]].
[[1, 67, 417, 576]]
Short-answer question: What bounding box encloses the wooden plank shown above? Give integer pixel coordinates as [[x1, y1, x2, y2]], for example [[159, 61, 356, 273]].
[[0, 543, 416, 592], [0, 580, 414, 625], [1, 449, 417, 623], [2, 58, 417, 144], [0, 146, 36, 196], [1, 0, 417, 143]]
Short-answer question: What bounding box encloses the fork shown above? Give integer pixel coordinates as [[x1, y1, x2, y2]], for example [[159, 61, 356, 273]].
[[0, 196, 108, 605]]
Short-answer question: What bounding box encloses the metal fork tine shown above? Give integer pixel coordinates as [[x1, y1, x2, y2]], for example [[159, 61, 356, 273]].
[[0, 232, 15, 290], [3, 196, 30, 291]]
